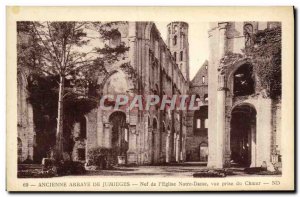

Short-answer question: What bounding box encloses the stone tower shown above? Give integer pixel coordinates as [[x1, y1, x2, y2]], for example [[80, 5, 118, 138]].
[[167, 22, 189, 81]]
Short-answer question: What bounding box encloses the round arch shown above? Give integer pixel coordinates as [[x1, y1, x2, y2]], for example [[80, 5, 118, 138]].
[[102, 70, 130, 95], [230, 103, 257, 167], [144, 22, 157, 40], [152, 117, 158, 130], [226, 59, 256, 97], [108, 111, 128, 157], [230, 101, 257, 115]]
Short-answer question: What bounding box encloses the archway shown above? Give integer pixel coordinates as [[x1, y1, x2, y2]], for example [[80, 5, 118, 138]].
[[230, 104, 256, 167], [233, 63, 255, 97], [193, 106, 208, 135], [103, 71, 128, 96], [109, 111, 128, 158]]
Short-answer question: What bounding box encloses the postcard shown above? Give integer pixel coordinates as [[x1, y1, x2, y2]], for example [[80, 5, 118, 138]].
[[6, 6, 294, 191]]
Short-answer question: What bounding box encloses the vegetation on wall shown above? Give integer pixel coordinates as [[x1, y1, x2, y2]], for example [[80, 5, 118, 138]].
[[248, 26, 281, 99], [219, 26, 281, 99]]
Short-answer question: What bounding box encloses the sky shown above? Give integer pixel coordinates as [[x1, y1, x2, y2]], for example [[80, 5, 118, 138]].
[[156, 22, 209, 79]]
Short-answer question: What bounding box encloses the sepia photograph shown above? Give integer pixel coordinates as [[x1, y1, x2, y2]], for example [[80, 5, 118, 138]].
[[6, 6, 294, 192]]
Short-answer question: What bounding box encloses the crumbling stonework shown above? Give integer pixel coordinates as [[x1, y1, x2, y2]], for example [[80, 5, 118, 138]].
[[186, 61, 208, 162], [207, 22, 281, 168], [17, 69, 35, 162], [76, 22, 190, 165]]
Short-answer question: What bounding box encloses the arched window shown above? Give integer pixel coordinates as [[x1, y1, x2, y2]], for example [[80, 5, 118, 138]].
[[173, 35, 177, 45], [233, 63, 255, 97], [153, 118, 157, 130], [174, 25, 178, 33], [202, 76, 205, 84], [173, 52, 177, 61], [103, 71, 128, 96], [109, 111, 128, 156], [110, 31, 121, 48], [180, 51, 183, 61], [193, 106, 208, 135]]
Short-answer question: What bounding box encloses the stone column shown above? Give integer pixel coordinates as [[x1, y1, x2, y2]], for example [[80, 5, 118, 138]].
[[166, 131, 170, 163], [218, 23, 227, 58], [127, 126, 137, 164], [256, 98, 272, 169], [207, 22, 228, 168], [250, 119, 257, 167], [224, 113, 232, 167], [27, 103, 34, 160], [175, 134, 180, 162], [104, 124, 112, 148], [216, 75, 227, 168], [216, 23, 228, 168], [97, 108, 104, 147]]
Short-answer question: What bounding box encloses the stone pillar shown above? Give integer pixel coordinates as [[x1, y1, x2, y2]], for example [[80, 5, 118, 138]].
[[218, 23, 227, 58], [207, 22, 228, 168], [166, 131, 170, 163], [127, 126, 138, 164], [97, 108, 104, 147], [175, 134, 180, 162], [173, 133, 176, 162], [128, 22, 136, 69], [27, 103, 35, 160], [144, 119, 149, 163], [250, 119, 257, 167], [103, 124, 112, 148], [216, 75, 227, 168], [256, 98, 272, 168], [224, 113, 231, 167]]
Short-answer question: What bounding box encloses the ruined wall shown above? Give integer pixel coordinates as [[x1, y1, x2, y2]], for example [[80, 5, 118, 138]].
[[207, 21, 282, 168], [186, 61, 208, 162], [17, 70, 35, 162], [82, 22, 189, 165]]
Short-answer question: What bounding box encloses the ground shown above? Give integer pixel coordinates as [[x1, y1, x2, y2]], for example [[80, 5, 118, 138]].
[[18, 162, 281, 178], [69, 162, 273, 177]]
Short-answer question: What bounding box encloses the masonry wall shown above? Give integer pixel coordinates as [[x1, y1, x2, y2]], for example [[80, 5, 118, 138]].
[[81, 22, 189, 165], [17, 70, 35, 162], [186, 61, 208, 162], [207, 21, 282, 168]]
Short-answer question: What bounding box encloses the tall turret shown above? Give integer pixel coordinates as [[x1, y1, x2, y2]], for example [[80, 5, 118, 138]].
[[167, 22, 189, 81]]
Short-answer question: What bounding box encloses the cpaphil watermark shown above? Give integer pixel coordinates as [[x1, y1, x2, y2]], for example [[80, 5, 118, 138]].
[[99, 94, 205, 112]]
